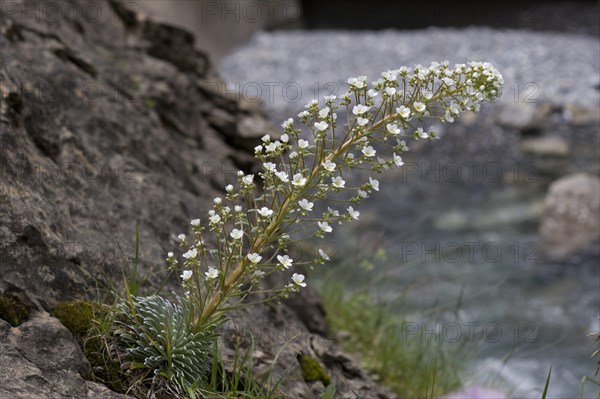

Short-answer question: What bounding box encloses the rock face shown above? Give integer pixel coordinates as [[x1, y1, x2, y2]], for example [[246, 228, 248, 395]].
[[540, 173, 600, 258], [0, 1, 393, 398]]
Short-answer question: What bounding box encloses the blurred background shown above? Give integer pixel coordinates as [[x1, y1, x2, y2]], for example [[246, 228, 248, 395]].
[[136, 1, 599, 398], [134, 0, 599, 64]]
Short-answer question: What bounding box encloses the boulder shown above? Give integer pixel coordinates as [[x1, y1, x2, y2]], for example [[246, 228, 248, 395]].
[[540, 173, 600, 258]]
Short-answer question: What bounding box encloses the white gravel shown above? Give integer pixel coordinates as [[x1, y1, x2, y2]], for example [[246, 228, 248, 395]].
[[221, 27, 600, 121]]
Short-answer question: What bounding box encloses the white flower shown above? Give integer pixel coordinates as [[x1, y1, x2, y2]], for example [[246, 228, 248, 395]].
[[230, 229, 244, 240], [291, 173, 307, 187], [347, 77, 366, 89], [347, 206, 360, 220], [413, 102, 426, 113], [332, 176, 345, 188], [178, 234, 186, 241], [387, 123, 401, 135], [209, 214, 221, 224], [266, 141, 280, 152], [277, 255, 293, 269], [314, 121, 328, 131], [318, 107, 330, 118], [322, 160, 336, 172], [449, 102, 461, 115], [318, 221, 333, 233], [167, 252, 174, 258], [367, 89, 379, 97], [369, 177, 380, 191], [397, 105, 411, 119], [289, 151, 298, 159], [234, 205, 243, 212], [385, 87, 397, 96], [352, 104, 370, 115], [324, 95, 337, 102], [281, 118, 293, 129], [442, 77, 455, 86], [242, 175, 254, 185], [257, 207, 273, 217], [225, 184, 234, 192], [357, 117, 369, 127], [382, 70, 398, 81], [253, 270, 265, 277], [205, 267, 219, 280], [237, 170, 245, 176], [298, 110, 310, 118], [254, 145, 263, 153], [191, 218, 201, 226], [292, 273, 307, 287], [275, 171, 289, 183], [328, 207, 340, 217], [422, 90, 433, 100], [319, 249, 330, 261], [261, 134, 271, 143], [298, 199, 314, 211], [399, 140, 409, 152], [180, 270, 193, 281], [393, 153, 404, 167], [263, 162, 277, 172], [183, 248, 197, 259], [358, 190, 368, 198], [247, 253, 262, 264], [362, 146, 376, 157], [280, 133, 289, 143], [298, 139, 309, 149], [305, 99, 318, 108], [416, 127, 429, 139]]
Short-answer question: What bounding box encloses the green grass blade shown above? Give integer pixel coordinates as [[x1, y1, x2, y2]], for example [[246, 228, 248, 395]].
[[541, 366, 552, 399]]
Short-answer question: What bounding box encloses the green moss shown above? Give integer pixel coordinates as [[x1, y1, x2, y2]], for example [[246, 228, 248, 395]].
[[52, 301, 96, 341], [143, 97, 156, 109], [298, 354, 332, 386], [0, 293, 30, 326], [52, 301, 128, 393]]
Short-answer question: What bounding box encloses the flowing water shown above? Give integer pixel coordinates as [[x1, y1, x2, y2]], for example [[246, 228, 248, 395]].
[[336, 165, 599, 398]]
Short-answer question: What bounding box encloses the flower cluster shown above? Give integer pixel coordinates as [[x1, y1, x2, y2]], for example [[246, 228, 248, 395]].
[[169, 61, 503, 329]]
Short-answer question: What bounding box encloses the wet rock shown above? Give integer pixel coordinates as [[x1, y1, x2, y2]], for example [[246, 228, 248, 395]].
[[494, 102, 553, 133], [540, 173, 600, 259], [520, 136, 570, 158], [520, 136, 570, 176], [564, 104, 600, 127]]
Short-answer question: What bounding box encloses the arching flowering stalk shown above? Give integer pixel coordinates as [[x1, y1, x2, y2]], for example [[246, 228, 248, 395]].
[[170, 61, 503, 331]]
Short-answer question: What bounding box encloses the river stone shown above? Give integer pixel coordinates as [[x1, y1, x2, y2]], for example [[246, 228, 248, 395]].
[[540, 173, 600, 258], [520, 136, 570, 157], [494, 102, 553, 133], [0, 1, 395, 397]]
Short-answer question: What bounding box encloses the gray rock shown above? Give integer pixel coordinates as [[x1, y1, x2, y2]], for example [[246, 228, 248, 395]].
[[0, 313, 130, 399], [520, 136, 570, 157], [540, 173, 600, 258], [495, 103, 552, 132], [0, 1, 392, 397]]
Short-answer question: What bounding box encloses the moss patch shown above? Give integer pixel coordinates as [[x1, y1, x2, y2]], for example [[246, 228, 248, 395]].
[[53, 301, 128, 393], [298, 354, 332, 386], [0, 293, 30, 326], [52, 301, 96, 341]]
